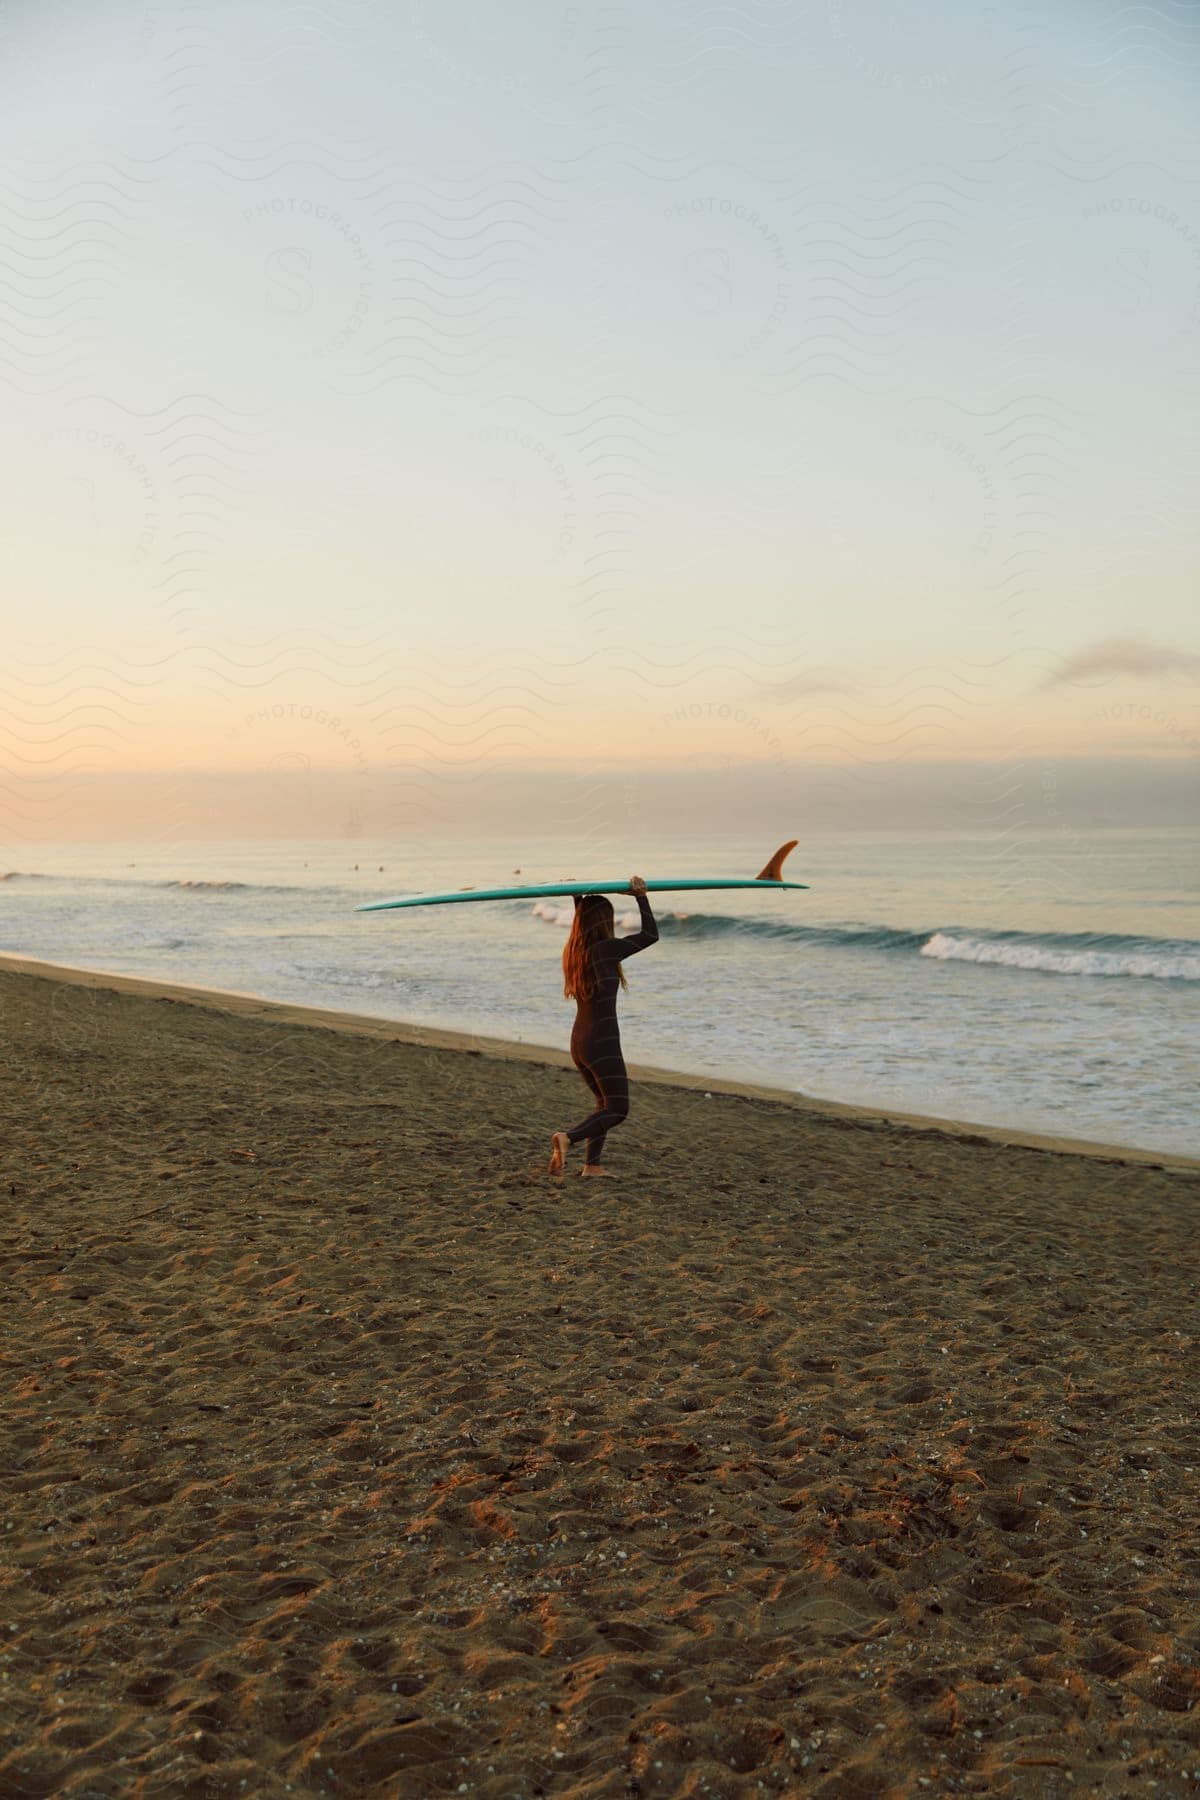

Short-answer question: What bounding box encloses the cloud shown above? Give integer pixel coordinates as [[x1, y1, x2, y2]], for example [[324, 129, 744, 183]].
[[1043, 637, 1200, 688]]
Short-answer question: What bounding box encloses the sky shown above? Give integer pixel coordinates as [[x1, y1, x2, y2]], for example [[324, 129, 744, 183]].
[[1, 0, 1198, 840]]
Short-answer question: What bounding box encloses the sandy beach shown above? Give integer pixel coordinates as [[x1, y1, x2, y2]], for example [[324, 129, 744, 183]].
[[3, 953, 1199, 1798]]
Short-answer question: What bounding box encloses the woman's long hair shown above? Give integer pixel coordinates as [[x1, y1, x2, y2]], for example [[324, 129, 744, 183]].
[[563, 894, 628, 1001]]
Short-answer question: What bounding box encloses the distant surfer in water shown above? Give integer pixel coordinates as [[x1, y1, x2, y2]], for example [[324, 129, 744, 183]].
[[549, 877, 659, 1178]]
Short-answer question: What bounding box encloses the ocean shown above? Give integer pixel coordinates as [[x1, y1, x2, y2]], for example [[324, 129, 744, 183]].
[[2, 830, 1196, 1158]]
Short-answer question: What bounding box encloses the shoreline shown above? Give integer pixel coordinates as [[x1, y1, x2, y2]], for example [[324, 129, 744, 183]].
[[3, 948, 1194, 1173]]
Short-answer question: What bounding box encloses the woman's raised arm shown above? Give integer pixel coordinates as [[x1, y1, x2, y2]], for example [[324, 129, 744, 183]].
[[609, 879, 658, 959]]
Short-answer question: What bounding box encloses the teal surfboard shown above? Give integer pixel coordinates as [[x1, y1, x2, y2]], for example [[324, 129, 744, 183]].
[[357, 840, 806, 913]]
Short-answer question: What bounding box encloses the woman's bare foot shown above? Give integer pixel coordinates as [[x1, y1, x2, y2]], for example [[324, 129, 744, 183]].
[[548, 1132, 570, 1175], [580, 1164, 615, 1177]]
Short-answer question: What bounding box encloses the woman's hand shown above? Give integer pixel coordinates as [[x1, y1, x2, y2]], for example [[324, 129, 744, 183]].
[[629, 874, 647, 895]]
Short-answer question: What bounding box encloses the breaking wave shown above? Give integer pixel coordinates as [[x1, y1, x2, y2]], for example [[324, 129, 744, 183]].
[[530, 903, 1200, 981], [160, 880, 250, 892], [920, 930, 1200, 982]]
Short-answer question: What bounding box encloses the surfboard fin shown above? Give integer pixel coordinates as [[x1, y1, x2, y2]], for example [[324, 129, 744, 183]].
[[755, 839, 798, 882]]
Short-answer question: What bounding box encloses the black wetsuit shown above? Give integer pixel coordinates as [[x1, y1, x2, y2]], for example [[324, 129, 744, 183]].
[[565, 892, 658, 1165]]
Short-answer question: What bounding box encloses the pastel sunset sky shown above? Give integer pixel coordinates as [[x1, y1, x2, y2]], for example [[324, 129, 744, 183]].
[[2, 0, 1197, 836]]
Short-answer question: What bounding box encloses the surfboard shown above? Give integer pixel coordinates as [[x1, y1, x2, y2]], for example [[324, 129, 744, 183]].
[[356, 840, 806, 912]]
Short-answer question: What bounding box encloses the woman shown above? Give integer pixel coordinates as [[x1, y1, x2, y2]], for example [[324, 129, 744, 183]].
[[549, 875, 659, 1177]]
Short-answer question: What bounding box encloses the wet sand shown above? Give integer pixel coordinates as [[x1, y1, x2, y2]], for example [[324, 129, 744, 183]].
[[3, 954, 1199, 1798]]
